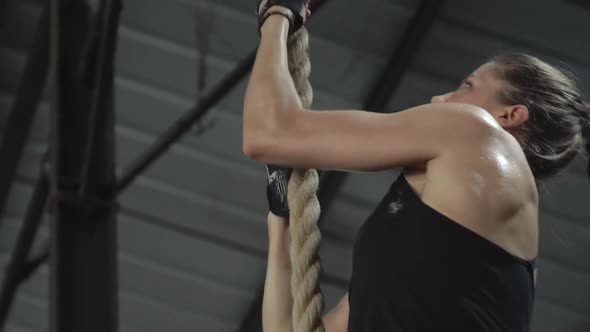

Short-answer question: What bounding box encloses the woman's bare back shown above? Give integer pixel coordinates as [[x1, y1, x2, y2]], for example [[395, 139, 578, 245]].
[[403, 130, 539, 262]]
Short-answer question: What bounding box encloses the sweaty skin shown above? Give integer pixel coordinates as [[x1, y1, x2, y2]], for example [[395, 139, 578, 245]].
[[425, 63, 539, 262]]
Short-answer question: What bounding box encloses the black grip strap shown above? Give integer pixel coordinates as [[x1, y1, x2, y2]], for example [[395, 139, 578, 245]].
[[257, 0, 305, 34], [259, 10, 295, 34], [266, 165, 292, 218]]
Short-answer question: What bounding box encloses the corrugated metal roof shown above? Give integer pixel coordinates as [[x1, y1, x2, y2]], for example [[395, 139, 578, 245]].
[[1, 0, 589, 331]]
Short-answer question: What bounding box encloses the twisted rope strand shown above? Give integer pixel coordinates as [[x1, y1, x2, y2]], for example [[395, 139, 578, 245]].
[[286, 27, 325, 332]]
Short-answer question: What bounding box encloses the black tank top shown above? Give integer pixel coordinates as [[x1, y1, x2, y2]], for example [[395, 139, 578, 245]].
[[348, 174, 536, 332]]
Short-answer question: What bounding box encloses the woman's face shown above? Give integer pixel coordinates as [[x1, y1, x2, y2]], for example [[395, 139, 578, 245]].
[[431, 62, 507, 114], [431, 62, 530, 131]]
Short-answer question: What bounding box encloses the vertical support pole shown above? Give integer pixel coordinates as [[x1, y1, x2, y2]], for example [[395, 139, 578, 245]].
[[48, 0, 120, 331]]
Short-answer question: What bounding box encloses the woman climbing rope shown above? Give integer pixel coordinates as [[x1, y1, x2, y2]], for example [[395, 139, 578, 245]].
[[242, 0, 590, 331]]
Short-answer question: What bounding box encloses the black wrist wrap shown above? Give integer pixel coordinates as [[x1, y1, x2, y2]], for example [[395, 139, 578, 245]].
[[257, 0, 305, 34]]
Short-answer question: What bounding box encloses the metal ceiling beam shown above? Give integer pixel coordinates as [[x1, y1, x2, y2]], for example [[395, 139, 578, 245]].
[[115, 0, 330, 195], [48, 0, 121, 330], [238, 1, 445, 331], [0, 4, 49, 223]]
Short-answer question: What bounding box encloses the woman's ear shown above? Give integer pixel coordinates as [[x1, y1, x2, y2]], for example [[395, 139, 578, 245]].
[[500, 104, 529, 129]]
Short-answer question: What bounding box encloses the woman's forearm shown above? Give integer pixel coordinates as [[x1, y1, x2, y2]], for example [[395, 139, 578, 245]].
[[243, 16, 303, 147], [262, 212, 294, 332]]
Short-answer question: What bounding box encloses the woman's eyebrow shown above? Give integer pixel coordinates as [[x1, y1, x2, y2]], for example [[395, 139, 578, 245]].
[[466, 74, 484, 84]]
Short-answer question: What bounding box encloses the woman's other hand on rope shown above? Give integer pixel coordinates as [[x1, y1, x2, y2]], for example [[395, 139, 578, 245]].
[[257, 0, 311, 34], [266, 165, 292, 223]]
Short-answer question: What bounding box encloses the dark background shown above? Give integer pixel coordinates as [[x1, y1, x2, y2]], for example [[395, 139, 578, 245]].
[[0, 0, 588, 331]]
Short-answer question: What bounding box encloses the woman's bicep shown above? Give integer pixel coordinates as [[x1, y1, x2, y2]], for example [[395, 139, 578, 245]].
[[245, 103, 494, 171], [323, 292, 349, 332]]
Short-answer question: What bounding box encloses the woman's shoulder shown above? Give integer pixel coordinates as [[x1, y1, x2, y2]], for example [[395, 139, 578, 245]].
[[417, 131, 539, 257], [433, 127, 537, 206]]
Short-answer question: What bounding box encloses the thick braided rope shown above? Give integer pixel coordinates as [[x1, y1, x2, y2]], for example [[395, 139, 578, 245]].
[[286, 27, 325, 332]]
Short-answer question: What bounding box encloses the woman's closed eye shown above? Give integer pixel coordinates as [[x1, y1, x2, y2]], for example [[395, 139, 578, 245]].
[[459, 80, 474, 90]]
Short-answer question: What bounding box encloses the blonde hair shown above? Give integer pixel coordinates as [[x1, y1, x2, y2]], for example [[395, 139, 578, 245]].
[[492, 53, 590, 181]]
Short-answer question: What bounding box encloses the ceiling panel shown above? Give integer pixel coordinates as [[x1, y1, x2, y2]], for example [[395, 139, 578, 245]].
[[532, 299, 590, 332], [0, 0, 41, 51], [1, 0, 589, 331], [441, 0, 590, 68], [5, 293, 46, 332], [539, 214, 590, 273], [540, 173, 590, 222], [187, 0, 417, 57], [415, 19, 590, 93]]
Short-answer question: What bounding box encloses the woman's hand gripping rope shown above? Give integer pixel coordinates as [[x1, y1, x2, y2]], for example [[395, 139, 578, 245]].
[[256, 0, 311, 34]]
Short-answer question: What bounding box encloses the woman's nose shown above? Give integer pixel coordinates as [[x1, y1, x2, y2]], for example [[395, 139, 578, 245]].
[[431, 92, 451, 103], [431, 95, 444, 103]]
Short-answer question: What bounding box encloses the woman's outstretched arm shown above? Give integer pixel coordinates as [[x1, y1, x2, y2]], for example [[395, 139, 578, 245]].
[[262, 212, 293, 332], [242, 15, 497, 172], [263, 212, 351, 332]]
